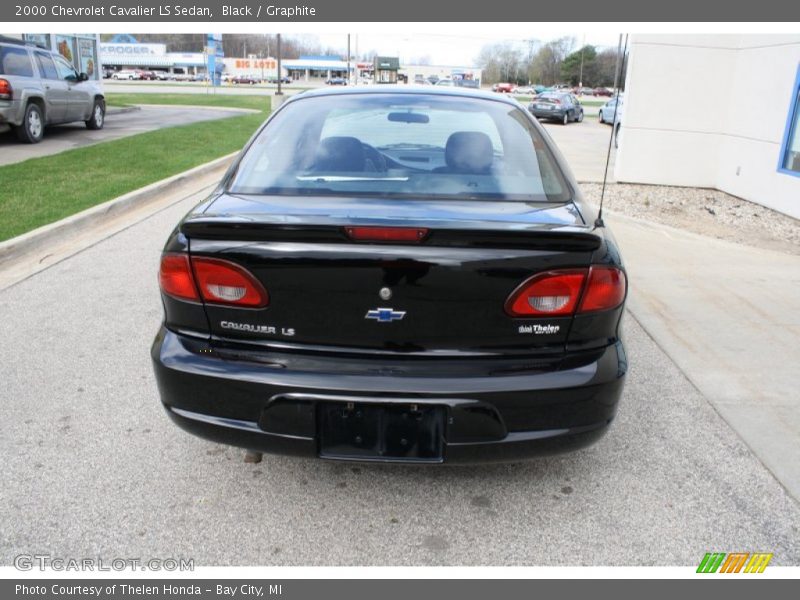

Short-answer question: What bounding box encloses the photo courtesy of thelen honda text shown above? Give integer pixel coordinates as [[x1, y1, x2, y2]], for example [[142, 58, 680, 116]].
[[151, 86, 628, 464]]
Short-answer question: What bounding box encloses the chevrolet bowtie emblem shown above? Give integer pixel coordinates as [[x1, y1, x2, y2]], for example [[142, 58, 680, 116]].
[[365, 307, 406, 323]]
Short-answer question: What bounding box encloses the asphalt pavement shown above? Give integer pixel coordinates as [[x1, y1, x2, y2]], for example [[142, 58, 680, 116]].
[[0, 105, 247, 167], [1, 189, 798, 566]]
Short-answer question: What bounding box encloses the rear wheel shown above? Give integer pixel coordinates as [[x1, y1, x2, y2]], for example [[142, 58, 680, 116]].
[[599, 111, 605, 123], [561, 112, 569, 125], [577, 110, 584, 123], [15, 102, 44, 144], [85, 98, 105, 130]]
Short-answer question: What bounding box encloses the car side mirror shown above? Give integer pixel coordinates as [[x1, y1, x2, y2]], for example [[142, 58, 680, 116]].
[[78, 72, 89, 82]]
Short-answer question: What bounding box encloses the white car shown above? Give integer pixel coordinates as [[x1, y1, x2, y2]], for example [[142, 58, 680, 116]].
[[112, 70, 141, 80], [599, 96, 624, 148], [599, 96, 624, 124]]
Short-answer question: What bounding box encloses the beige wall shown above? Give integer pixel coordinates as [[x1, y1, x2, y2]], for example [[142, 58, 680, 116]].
[[615, 34, 800, 218]]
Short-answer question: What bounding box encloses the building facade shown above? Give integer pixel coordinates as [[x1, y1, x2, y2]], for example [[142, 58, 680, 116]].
[[13, 33, 101, 80], [100, 38, 207, 76], [615, 34, 800, 218]]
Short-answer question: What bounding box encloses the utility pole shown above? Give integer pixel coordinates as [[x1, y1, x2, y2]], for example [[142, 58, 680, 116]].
[[276, 33, 283, 96], [578, 35, 585, 88], [347, 34, 351, 85]]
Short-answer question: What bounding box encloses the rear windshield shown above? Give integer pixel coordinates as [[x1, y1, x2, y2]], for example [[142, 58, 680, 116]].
[[228, 93, 572, 202], [0, 46, 34, 77]]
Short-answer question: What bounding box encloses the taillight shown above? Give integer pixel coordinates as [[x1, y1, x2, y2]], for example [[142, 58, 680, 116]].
[[0, 79, 12, 100], [159, 254, 199, 301], [578, 266, 626, 313], [345, 226, 428, 243], [505, 266, 625, 317], [505, 270, 586, 317], [158, 254, 269, 308], [191, 257, 269, 308]]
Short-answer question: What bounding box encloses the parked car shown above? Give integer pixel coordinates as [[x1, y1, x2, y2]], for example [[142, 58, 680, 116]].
[[599, 96, 624, 148], [267, 76, 291, 84], [325, 77, 347, 85], [139, 70, 158, 81], [435, 79, 454, 86], [492, 82, 516, 93], [112, 69, 141, 80], [578, 87, 594, 96], [0, 38, 105, 143], [528, 92, 584, 125], [231, 75, 259, 85], [598, 96, 624, 124], [152, 86, 628, 464], [102, 68, 114, 79], [593, 87, 613, 97], [155, 71, 171, 81]]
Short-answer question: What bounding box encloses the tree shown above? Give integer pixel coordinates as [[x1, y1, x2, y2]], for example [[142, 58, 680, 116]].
[[477, 41, 525, 84], [595, 47, 627, 89], [561, 45, 598, 87], [528, 37, 574, 86]]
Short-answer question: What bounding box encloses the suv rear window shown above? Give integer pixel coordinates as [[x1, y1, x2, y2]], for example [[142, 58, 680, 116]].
[[0, 46, 34, 77]]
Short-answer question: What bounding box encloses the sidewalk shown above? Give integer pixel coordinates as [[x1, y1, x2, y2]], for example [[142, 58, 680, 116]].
[[609, 211, 800, 501]]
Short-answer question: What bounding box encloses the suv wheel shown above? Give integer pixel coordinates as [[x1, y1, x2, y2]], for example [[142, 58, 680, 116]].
[[15, 103, 44, 144], [85, 99, 105, 130]]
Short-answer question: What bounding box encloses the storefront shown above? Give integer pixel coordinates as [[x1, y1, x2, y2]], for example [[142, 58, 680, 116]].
[[282, 55, 351, 81], [99, 38, 207, 76], [374, 56, 399, 84], [21, 33, 101, 80]]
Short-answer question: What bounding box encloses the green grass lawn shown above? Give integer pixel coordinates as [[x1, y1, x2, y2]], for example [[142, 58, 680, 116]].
[[0, 94, 269, 242], [105, 92, 271, 112]]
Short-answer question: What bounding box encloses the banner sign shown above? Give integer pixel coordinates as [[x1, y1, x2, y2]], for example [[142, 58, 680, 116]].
[[3, 0, 799, 22]]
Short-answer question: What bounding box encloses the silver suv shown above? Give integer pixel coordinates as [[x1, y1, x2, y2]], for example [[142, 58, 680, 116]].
[[0, 38, 105, 143]]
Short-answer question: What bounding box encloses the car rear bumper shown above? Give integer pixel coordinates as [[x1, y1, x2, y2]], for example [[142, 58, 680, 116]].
[[530, 108, 568, 120], [0, 100, 23, 126], [151, 327, 627, 464]]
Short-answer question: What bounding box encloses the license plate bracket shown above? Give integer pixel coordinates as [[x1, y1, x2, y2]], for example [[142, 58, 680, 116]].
[[318, 402, 445, 463]]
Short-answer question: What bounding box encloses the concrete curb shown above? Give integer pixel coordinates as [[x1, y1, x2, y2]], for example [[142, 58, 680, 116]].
[[128, 103, 263, 114], [0, 151, 238, 266], [106, 105, 141, 116]]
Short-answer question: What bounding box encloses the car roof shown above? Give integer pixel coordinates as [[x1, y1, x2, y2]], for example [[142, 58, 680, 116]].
[[285, 84, 520, 107]]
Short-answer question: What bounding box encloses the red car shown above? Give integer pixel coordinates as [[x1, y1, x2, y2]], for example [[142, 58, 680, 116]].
[[493, 82, 517, 93], [593, 87, 613, 97]]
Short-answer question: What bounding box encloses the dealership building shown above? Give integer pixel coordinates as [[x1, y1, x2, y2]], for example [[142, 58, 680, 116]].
[[616, 34, 800, 218]]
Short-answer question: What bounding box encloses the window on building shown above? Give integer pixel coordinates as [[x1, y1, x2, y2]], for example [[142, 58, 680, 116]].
[[779, 65, 800, 175]]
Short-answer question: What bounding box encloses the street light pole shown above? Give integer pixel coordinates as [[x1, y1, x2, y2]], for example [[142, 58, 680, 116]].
[[347, 34, 351, 85], [276, 33, 283, 96]]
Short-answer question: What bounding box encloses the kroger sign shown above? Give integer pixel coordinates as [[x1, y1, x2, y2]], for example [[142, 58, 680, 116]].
[[99, 43, 167, 56]]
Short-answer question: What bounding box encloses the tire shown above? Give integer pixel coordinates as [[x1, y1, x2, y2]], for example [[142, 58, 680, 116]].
[[85, 98, 105, 130], [577, 110, 584, 123], [561, 112, 569, 125], [599, 111, 605, 123], [15, 102, 44, 144]]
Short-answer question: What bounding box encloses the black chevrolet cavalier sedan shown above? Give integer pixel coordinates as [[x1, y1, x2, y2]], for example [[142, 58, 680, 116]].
[[151, 86, 628, 464]]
